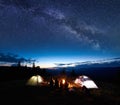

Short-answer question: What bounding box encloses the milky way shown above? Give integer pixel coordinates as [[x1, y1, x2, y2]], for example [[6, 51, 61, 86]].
[[0, 0, 120, 67]]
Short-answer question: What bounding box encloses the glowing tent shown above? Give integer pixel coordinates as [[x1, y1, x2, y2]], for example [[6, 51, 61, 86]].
[[74, 75, 98, 89], [26, 75, 44, 86]]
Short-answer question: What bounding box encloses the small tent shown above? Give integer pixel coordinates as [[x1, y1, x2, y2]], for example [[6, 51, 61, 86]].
[[74, 75, 98, 89], [26, 75, 44, 86]]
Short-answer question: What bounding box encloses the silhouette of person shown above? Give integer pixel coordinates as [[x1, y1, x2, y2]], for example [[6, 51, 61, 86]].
[[65, 81, 68, 90], [60, 80, 63, 89], [55, 78, 59, 88], [50, 77, 54, 88]]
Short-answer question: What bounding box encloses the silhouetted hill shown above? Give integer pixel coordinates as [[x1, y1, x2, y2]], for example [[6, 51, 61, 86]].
[[47, 67, 120, 84], [0, 65, 120, 85], [0, 66, 49, 81]]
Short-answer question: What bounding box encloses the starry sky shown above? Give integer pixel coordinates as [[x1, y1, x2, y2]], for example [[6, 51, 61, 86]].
[[0, 0, 120, 68]]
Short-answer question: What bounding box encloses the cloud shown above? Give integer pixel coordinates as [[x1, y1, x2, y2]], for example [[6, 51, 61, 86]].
[[0, 53, 34, 65], [54, 63, 66, 66], [54, 63, 76, 67], [54, 57, 120, 68]]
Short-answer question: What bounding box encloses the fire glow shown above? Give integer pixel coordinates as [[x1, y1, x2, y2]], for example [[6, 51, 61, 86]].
[[62, 79, 65, 84]]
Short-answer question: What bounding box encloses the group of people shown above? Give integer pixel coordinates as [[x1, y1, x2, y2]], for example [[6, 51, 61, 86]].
[[50, 77, 59, 88], [49, 77, 69, 89], [59, 79, 69, 89]]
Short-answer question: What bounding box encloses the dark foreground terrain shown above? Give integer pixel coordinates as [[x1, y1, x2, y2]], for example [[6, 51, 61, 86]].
[[0, 79, 120, 105], [0, 66, 120, 105]]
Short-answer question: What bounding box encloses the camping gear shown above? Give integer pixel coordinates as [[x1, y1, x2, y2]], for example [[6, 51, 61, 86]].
[[26, 75, 44, 86], [74, 75, 98, 89]]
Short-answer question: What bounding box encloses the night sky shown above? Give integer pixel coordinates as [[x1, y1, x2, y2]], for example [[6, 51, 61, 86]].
[[0, 0, 120, 68]]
